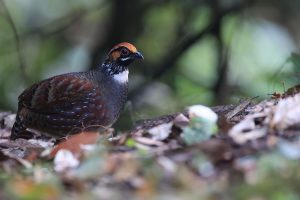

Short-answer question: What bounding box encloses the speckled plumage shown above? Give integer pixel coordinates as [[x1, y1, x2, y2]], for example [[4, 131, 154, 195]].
[[11, 43, 143, 139]]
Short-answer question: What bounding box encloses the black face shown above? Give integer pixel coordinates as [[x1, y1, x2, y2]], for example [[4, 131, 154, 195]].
[[119, 48, 131, 65], [115, 47, 144, 66], [103, 44, 143, 75]]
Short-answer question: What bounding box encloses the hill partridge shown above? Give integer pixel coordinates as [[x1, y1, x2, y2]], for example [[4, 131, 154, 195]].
[[11, 42, 143, 139]]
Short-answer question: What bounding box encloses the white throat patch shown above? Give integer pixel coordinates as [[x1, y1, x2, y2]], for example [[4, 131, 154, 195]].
[[113, 70, 129, 83]]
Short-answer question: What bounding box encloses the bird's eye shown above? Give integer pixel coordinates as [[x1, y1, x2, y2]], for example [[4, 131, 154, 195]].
[[120, 48, 129, 56]]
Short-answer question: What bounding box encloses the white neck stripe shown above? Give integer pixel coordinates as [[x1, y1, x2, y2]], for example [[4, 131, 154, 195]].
[[113, 70, 129, 83]]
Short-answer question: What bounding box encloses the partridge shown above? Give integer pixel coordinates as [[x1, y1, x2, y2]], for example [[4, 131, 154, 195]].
[[11, 42, 143, 139]]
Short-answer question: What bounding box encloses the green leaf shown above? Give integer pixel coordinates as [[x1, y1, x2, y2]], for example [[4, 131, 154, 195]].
[[125, 138, 136, 148], [182, 117, 218, 145]]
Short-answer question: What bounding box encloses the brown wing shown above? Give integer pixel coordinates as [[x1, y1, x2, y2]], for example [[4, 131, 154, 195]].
[[19, 74, 96, 114]]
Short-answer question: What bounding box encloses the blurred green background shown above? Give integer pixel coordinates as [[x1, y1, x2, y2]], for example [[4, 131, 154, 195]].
[[0, 0, 300, 129]]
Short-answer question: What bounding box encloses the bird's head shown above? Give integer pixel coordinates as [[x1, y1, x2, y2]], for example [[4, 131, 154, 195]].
[[106, 42, 143, 67]]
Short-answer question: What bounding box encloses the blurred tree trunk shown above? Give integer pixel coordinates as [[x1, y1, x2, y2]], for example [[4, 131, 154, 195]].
[[210, 0, 229, 104], [90, 0, 149, 68]]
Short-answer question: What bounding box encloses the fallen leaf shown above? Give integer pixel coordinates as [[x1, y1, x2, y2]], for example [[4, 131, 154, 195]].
[[229, 117, 267, 144], [54, 149, 79, 172], [50, 132, 100, 158], [225, 99, 252, 119], [148, 122, 173, 141], [270, 93, 300, 130], [180, 105, 219, 145], [173, 114, 190, 128], [182, 117, 218, 145], [188, 105, 218, 122]]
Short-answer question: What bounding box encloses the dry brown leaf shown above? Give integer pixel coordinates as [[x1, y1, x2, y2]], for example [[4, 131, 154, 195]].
[[50, 132, 100, 158], [226, 99, 252, 119]]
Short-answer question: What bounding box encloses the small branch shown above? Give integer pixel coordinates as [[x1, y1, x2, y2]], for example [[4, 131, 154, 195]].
[[0, 0, 28, 81]]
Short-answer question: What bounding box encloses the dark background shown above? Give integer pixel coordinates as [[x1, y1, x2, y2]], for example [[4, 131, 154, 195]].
[[0, 0, 300, 130]]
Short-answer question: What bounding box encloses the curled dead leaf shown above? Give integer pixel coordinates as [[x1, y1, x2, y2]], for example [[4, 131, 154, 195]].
[[50, 132, 100, 158]]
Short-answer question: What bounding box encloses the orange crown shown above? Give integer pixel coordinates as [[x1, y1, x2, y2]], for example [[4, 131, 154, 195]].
[[109, 42, 137, 54]]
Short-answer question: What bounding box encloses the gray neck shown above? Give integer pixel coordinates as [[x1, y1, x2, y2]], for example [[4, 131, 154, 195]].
[[91, 62, 129, 124]]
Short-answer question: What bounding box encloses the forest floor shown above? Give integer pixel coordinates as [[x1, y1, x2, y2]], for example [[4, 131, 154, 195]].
[[1, 90, 300, 200]]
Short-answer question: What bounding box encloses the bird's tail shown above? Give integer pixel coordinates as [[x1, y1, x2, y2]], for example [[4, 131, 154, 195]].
[[11, 114, 26, 140]]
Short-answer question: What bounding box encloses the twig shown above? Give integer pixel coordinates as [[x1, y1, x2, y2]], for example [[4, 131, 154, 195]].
[[0, 0, 28, 81]]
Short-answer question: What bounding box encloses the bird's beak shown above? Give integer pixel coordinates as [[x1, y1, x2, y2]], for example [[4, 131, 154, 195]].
[[134, 51, 144, 60]]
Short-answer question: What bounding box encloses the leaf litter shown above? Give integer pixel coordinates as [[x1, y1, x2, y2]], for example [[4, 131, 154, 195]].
[[2, 91, 300, 199]]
